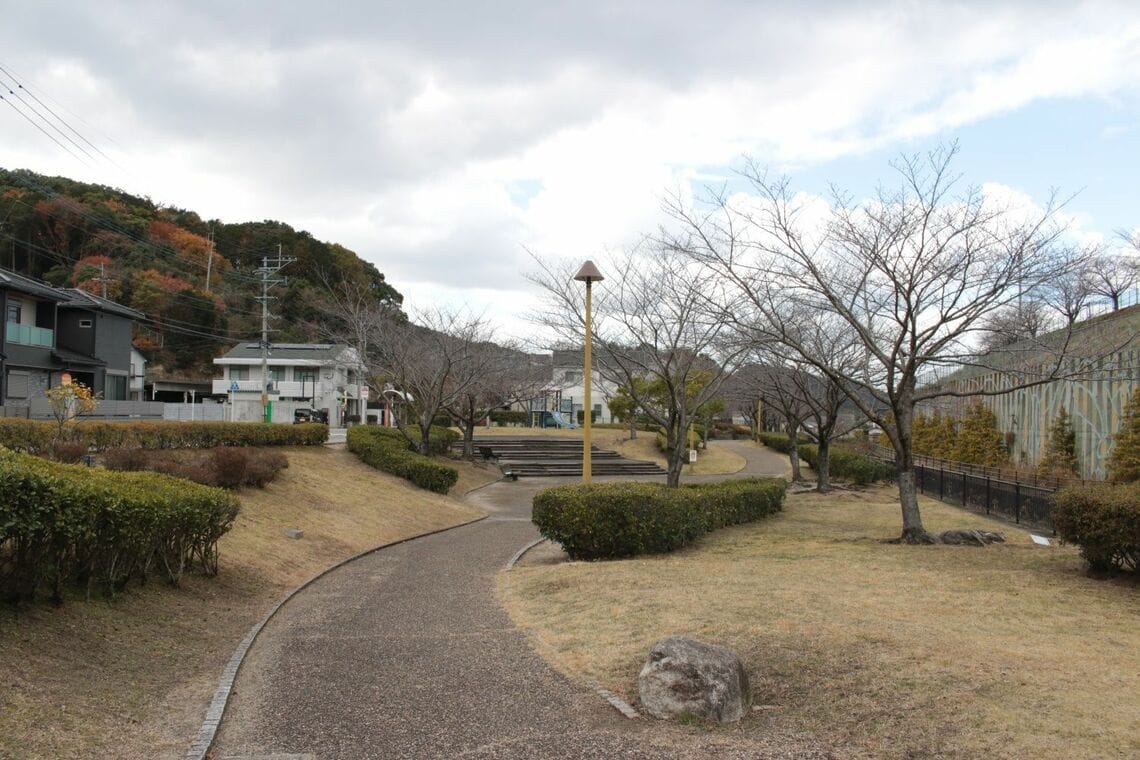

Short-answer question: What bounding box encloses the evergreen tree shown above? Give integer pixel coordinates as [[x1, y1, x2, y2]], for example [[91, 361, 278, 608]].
[[951, 403, 1008, 466], [1037, 407, 1078, 477], [1108, 388, 1140, 483]]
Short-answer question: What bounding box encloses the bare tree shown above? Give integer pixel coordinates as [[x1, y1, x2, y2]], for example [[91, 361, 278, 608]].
[[375, 307, 492, 455], [719, 364, 766, 437], [977, 299, 1057, 353], [1088, 240, 1139, 310], [1045, 255, 1095, 324], [528, 246, 746, 486], [446, 344, 549, 458], [308, 277, 398, 423], [671, 143, 1095, 542], [753, 361, 810, 481]]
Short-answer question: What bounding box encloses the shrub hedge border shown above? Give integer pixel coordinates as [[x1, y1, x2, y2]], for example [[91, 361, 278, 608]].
[[1052, 483, 1140, 574], [346, 425, 459, 493], [532, 478, 785, 560], [0, 447, 239, 603], [0, 418, 328, 453]]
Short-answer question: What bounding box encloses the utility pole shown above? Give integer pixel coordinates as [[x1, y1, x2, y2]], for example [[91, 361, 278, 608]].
[[205, 228, 214, 292], [99, 262, 107, 298], [255, 245, 295, 423]]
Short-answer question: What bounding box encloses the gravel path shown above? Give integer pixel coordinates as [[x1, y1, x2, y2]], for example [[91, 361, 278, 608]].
[[210, 442, 813, 759]]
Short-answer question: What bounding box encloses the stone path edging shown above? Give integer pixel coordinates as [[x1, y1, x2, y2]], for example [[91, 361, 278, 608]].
[[185, 512, 489, 760], [504, 537, 548, 570]]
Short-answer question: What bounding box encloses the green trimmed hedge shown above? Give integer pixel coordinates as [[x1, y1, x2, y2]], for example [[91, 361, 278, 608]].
[[532, 478, 785, 560], [420, 425, 460, 456], [0, 448, 239, 603], [1052, 484, 1140, 574], [347, 425, 458, 493], [757, 432, 812, 454], [0, 418, 328, 453], [798, 444, 893, 486]]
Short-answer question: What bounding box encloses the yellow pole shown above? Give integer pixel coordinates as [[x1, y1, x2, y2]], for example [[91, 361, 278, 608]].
[[583, 279, 593, 482]]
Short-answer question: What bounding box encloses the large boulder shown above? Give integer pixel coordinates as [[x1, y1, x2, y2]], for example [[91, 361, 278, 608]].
[[637, 635, 750, 723]]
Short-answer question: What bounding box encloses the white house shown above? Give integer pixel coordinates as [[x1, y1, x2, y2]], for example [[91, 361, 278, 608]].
[[213, 343, 368, 425], [544, 348, 618, 424]]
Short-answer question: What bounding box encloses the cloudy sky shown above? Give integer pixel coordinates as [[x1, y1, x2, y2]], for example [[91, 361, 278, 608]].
[[2, 1, 1139, 341]]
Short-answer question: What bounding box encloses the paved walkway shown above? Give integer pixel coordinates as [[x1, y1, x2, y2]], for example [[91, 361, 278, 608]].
[[211, 442, 797, 759]]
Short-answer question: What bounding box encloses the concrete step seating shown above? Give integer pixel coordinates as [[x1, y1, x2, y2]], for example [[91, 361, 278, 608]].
[[461, 436, 667, 477]]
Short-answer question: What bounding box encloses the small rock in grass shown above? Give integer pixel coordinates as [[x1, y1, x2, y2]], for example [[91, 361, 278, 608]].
[[284, 528, 305, 540], [638, 635, 750, 723]]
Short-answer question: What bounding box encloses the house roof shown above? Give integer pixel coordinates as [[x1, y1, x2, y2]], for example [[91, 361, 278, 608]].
[[57, 288, 144, 320], [0, 268, 68, 301], [52, 346, 106, 367], [214, 342, 356, 364]]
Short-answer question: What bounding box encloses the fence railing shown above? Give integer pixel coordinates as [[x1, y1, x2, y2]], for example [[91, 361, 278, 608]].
[[869, 444, 1060, 530]]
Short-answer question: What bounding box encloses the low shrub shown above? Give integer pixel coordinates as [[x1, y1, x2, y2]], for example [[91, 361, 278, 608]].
[[757, 432, 812, 454], [490, 410, 528, 425], [420, 425, 460, 456], [1052, 484, 1140, 574], [50, 440, 89, 464], [102, 446, 289, 489], [0, 448, 239, 603], [347, 425, 458, 493], [532, 478, 785, 560], [0, 418, 328, 453], [798, 444, 893, 486]]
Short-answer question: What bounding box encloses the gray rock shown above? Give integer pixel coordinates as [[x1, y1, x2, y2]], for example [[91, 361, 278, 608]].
[[637, 635, 750, 723], [284, 528, 305, 540]]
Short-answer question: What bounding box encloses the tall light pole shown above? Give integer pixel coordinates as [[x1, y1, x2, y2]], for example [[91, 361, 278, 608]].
[[574, 260, 603, 482]]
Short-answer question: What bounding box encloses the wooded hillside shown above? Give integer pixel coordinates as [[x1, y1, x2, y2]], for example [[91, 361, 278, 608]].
[[0, 168, 402, 375]]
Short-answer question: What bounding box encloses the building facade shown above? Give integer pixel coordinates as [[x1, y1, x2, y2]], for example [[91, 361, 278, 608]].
[[213, 343, 368, 425]]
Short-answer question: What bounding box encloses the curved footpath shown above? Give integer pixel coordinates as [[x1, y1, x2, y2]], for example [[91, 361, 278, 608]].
[[209, 441, 792, 759]]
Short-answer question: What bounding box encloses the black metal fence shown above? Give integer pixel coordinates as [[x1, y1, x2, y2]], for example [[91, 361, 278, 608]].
[[912, 461, 1056, 531]]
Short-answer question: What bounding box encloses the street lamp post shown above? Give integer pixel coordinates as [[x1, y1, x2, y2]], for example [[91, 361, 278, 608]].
[[574, 260, 604, 482]]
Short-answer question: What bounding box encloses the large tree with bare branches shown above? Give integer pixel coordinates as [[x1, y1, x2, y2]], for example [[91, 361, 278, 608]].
[[528, 247, 745, 486], [374, 307, 494, 455], [670, 144, 1095, 542]]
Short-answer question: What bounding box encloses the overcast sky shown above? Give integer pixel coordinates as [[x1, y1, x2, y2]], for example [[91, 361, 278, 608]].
[[2, 1, 1139, 343]]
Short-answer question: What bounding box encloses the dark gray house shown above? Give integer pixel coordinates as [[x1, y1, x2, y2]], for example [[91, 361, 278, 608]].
[[1, 269, 68, 406], [0, 269, 143, 406], [55, 289, 144, 400]]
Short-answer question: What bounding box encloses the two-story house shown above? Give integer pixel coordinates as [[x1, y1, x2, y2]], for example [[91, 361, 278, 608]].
[[213, 342, 368, 425], [1, 269, 67, 406], [0, 270, 145, 409], [546, 347, 618, 424]]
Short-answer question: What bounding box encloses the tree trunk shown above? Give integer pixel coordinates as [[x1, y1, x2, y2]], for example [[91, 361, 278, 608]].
[[418, 417, 432, 455], [665, 420, 684, 487], [629, 417, 637, 440], [816, 437, 831, 493], [462, 397, 476, 459], [787, 426, 802, 482], [895, 467, 933, 543]]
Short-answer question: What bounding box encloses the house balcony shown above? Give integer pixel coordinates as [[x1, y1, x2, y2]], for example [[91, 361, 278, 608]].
[[5, 322, 54, 347]]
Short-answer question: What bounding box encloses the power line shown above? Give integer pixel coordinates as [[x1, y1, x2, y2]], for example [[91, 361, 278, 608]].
[[0, 92, 89, 165]]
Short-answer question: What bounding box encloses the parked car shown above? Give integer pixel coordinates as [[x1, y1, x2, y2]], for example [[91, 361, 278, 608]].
[[294, 408, 329, 424]]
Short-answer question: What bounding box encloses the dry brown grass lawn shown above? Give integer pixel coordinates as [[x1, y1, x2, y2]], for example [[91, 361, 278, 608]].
[[0, 445, 491, 760], [500, 486, 1140, 759]]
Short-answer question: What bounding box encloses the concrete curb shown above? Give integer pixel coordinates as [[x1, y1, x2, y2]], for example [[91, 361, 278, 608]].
[[592, 684, 642, 719], [185, 512, 489, 760], [504, 537, 547, 570]]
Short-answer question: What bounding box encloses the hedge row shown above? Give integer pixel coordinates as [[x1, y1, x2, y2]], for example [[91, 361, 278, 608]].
[[532, 478, 785, 560], [0, 448, 239, 603], [1052, 484, 1140, 574], [798, 444, 894, 486], [490, 410, 529, 425], [347, 425, 458, 493], [757, 432, 811, 454], [0, 418, 328, 453]]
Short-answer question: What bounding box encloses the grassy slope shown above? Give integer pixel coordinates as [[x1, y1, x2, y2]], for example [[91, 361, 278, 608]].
[[0, 446, 492, 760], [500, 486, 1140, 760]]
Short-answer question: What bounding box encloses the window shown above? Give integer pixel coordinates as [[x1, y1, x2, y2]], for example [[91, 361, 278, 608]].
[[6, 304, 20, 323], [230, 366, 250, 381], [268, 366, 287, 382], [563, 370, 581, 384], [78, 319, 93, 329], [296, 368, 318, 384], [6, 370, 28, 399], [105, 374, 128, 401]]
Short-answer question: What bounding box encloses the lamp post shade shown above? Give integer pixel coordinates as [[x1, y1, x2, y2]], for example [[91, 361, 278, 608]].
[[573, 260, 604, 283]]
